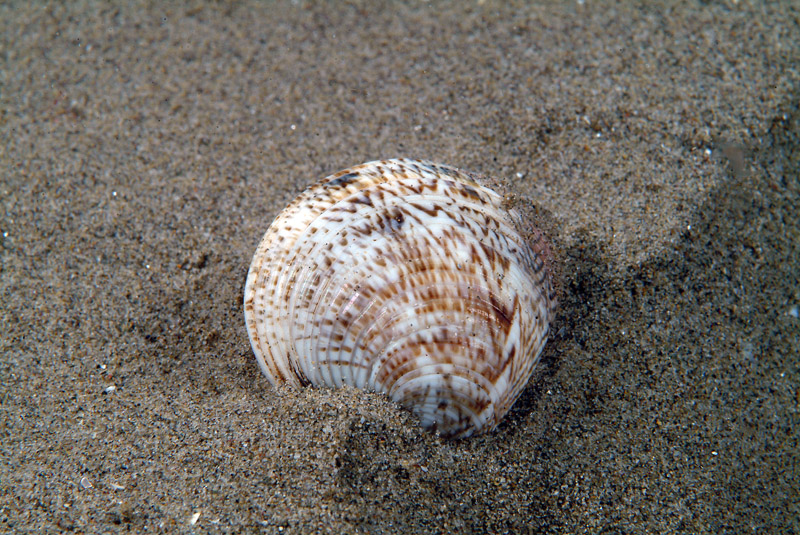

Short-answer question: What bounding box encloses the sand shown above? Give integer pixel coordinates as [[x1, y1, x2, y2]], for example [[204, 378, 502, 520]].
[[1, 0, 798, 532]]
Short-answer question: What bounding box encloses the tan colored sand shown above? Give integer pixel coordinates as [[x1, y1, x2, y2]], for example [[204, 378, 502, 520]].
[[1, 1, 798, 532]]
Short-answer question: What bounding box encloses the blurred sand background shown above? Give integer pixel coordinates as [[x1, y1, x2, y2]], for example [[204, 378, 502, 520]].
[[1, 1, 798, 532]]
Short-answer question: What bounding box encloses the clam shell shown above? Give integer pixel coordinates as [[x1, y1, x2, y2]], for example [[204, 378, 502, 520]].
[[244, 158, 556, 438]]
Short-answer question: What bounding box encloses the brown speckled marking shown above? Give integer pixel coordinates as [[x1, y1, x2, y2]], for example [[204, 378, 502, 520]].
[[244, 158, 556, 438]]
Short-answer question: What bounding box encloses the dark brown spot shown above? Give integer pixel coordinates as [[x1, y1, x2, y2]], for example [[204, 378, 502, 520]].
[[353, 193, 374, 207], [459, 183, 482, 202], [408, 201, 440, 218], [327, 172, 359, 188]]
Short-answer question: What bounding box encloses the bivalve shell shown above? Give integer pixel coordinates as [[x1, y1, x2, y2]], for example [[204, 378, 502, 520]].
[[244, 159, 556, 438]]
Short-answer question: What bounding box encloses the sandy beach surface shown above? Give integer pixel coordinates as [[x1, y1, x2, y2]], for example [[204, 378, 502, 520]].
[[1, 1, 798, 532]]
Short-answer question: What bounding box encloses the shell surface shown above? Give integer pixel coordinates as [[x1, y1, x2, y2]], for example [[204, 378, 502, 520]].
[[244, 159, 556, 438]]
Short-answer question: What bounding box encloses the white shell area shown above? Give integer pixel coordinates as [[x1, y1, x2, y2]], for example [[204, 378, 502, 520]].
[[244, 159, 556, 438]]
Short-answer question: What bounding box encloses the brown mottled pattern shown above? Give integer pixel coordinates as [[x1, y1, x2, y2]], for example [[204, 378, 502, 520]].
[[244, 159, 555, 438]]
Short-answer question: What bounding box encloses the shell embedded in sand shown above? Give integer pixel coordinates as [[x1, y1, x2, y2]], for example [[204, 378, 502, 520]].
[[243, 158, 556, 438]]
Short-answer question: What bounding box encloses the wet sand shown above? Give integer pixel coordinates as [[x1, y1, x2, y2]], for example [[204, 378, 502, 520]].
[[1, 1, 798, 532]]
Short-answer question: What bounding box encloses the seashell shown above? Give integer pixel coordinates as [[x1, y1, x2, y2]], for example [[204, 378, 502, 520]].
[[244, 158, 556, 438]]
